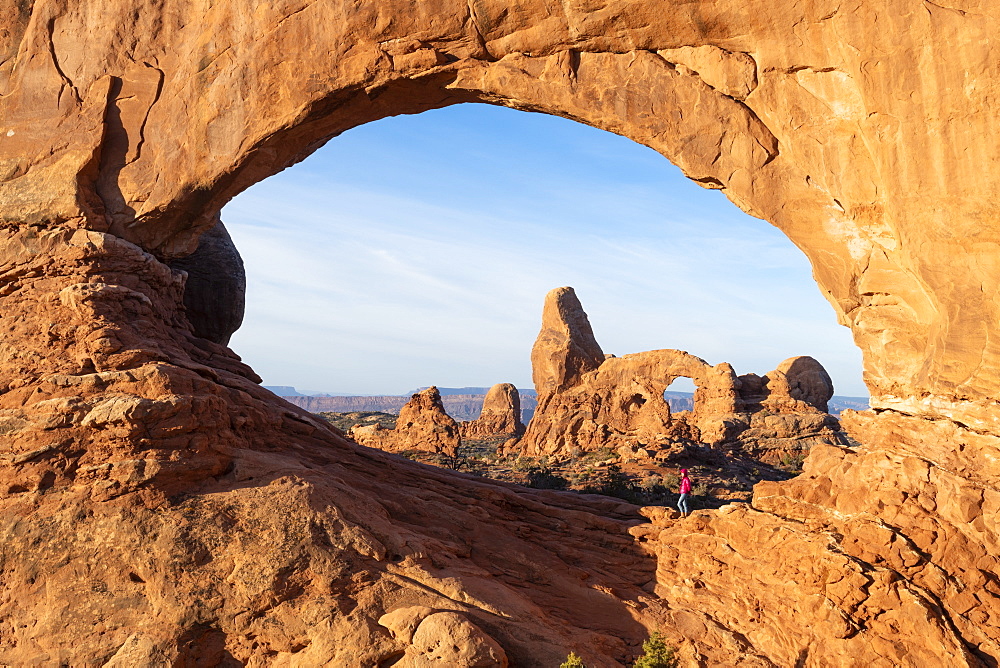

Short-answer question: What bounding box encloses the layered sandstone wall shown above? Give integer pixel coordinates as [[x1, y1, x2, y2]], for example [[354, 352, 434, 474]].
[[2, 0, 997, 421]]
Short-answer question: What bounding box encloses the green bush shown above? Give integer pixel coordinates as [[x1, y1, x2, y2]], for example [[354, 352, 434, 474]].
[[560, 652, 585, 668], [780, 451, 808, 472], [661, 472, 680, 491], [513, 456, 539, 472], [634, 632, 678, 668], [525, 465, 569, 490], [582, 464, 644, 503], [640, 474, 666, 493], [458, 456, 488, 476], [582, 446, 616, 462]]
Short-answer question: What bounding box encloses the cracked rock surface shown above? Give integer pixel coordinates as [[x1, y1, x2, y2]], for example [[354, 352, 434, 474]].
[[1, 0, 1000, 665]]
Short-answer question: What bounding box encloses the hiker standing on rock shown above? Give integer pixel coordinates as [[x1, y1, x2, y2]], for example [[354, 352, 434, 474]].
[[677, 469, 692, 517]]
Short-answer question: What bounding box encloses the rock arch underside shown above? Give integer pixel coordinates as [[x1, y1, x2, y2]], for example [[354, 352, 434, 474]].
[[1, 0, 998, 665]]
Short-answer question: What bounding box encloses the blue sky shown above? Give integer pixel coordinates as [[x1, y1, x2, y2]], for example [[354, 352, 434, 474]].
[[223, 103, 867, 397]]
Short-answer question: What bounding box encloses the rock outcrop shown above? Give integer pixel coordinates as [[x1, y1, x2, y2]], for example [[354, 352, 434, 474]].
[[517, 287, 847, 462], [531, 286, 606, 395], [350, 387, 460, 457], [379, 606, 509, 666], [167, 216, 246, 346], [3, 0, 1000, 664], [746, 355, 836, 414], [459, 383, 524, 440]]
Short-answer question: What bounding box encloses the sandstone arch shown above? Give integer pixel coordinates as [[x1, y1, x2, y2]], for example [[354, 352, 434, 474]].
[[518, 288, 845, 457], [520, 286, 746, 454], [5, 0, 998, 420], [2, 0, 1000, 665], [525, 348, 743, 452]]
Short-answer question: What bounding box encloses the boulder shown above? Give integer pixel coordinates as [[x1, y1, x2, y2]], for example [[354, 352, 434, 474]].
[[351, 386, 460, 456], [380, 608, 509, 667], [761, 356, 836, 413], [459, 383, 524, 440], [167, 216, 246, 346]]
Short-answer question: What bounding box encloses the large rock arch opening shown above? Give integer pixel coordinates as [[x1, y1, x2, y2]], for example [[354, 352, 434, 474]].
[[1, 0, 999, 665]]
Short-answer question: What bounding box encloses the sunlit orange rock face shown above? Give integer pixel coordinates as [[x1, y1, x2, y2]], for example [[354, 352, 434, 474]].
[[459, 382, 524, 441], [1, 0, 1000, 664], [518, 287, 847, 463], [351, 386, 461, 457]]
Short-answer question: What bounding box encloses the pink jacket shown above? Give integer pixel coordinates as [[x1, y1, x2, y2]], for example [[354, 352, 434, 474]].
[[680, 477, 692, 494]]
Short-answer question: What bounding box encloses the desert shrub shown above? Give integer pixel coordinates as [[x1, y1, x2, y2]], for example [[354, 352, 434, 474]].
[[458, 456, 489, 476], [633, 632, 678, 668], [583, 464, 643, 503], [640, 474, 665, 493], [780, 451, 808, 472], [561, 652, 586, 668], [661, 472, 680, 492], [512, 456, 539, 472], [582, 446, 616, 463], [524, 465, 569, 490], [692, 482, 710, 498]]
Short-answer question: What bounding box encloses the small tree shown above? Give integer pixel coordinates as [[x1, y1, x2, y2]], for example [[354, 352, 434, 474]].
[[560, 651, 586, 668], [634, 631, 678, 668]]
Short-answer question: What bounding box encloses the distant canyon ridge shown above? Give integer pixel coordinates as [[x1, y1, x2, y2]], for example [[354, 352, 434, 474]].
[[268, 386, 869, 422]]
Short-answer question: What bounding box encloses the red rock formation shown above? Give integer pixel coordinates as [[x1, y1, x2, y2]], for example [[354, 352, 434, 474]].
[[517, 288, 842, 459], [760, 356, 836, 414], [531, 286, 606, 395], [459, 383, 524, 440], [351, 386, 460, 456], [282, 392, 524, 422], [2, 0, 1000, 664], [728, 356, 846, 464]]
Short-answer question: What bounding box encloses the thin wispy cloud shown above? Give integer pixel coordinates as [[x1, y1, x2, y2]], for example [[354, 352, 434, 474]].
[[223, 104, 865, 397]]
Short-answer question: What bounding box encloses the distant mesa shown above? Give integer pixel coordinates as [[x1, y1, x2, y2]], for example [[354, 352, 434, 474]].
[[408, 386, 537, 397], [263, 385, 305, 396], [263, 386, 355, 397], [275, 387, 539, 422]]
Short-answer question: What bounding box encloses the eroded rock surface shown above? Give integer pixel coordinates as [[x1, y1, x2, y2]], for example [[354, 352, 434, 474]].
[[518, 288, 848, 463], [351, 386, 460, 456], [167, 216, 246, 346], [2, 0, 1000, 665], [459, 383, 524, 441]]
